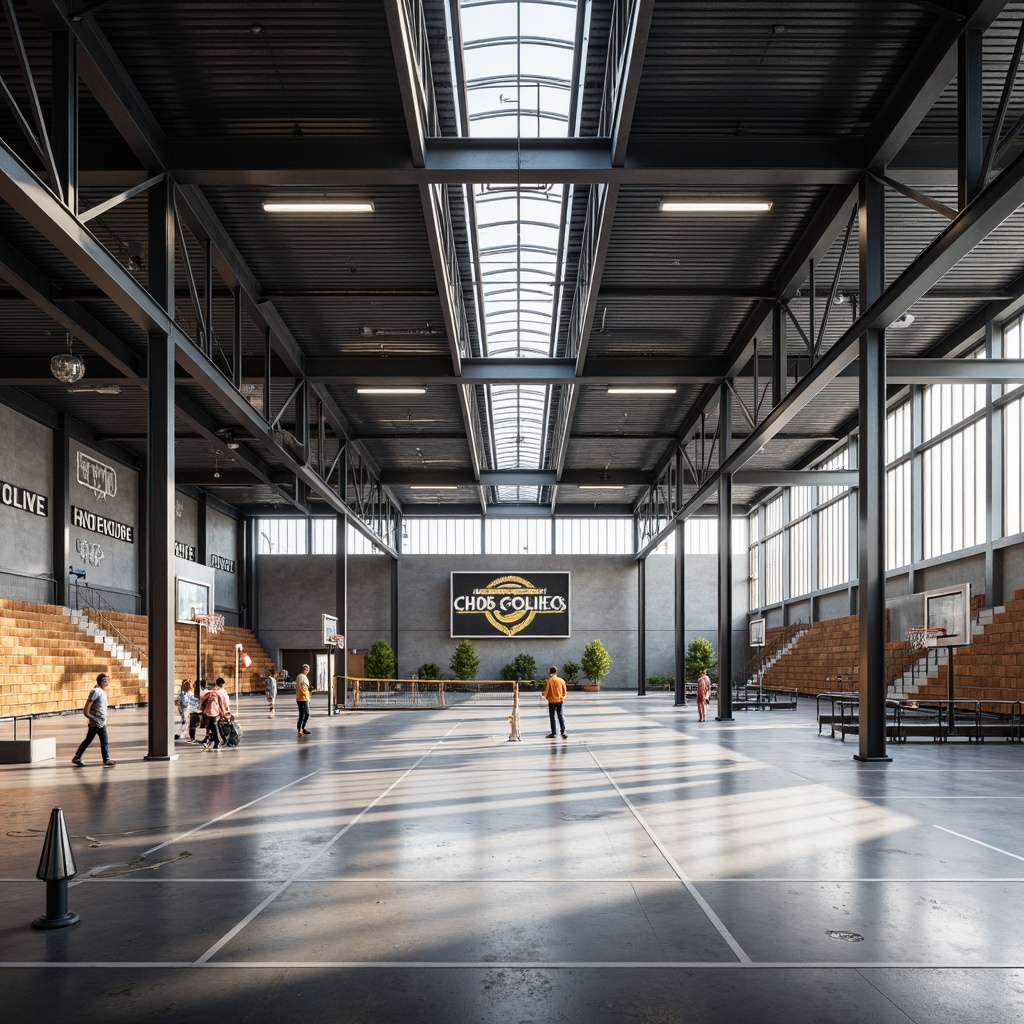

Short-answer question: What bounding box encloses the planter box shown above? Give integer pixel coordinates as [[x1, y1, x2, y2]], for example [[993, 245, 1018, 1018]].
[[581, 683, 601, 692]]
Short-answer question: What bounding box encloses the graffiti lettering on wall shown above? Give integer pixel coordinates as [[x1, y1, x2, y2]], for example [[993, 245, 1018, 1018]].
[[71, 506, 134, 543], [209, 553, 235, 573], [175, 541, 196, 561], [75, 537, 106, 567], [0, 478, 48, 517], [76, 451, 117, 500]]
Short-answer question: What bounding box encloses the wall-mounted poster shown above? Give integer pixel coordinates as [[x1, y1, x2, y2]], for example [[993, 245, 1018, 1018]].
[[451, 571, 570, 639]]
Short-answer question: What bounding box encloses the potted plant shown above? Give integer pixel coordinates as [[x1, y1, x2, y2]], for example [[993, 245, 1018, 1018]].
[[365, 638, 397, 680], [685, 637, 717, 697], [501, 652, 538, 688], [580, 639, 611, 691], [450, 640, 480, 681], [562, 660, 580, 689]]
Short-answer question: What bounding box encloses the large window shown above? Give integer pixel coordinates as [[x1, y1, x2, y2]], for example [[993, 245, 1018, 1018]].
[[257, 518, 382, 555], [555, 517, 633, 554], [763, 497, 783, 605], [886, 403, 911, 570], [484, 517, 552, 555], [404, 518, 482, 555]]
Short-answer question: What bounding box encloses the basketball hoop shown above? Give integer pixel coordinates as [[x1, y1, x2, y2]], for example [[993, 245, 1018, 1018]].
[[194, 612, 225, 635], [908, 625, 946, 651], [327, 634, 345, 649]]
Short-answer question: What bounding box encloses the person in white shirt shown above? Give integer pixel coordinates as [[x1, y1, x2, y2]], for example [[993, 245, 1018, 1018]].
[[71, 673, 116, 767]]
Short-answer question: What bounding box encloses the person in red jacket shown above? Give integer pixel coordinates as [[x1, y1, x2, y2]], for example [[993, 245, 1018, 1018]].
[[542, 666, 568, 739], [697, 669, 712, 722]]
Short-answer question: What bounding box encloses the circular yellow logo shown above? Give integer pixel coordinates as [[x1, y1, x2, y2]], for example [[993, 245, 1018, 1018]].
[[479, 575, 544, 637]]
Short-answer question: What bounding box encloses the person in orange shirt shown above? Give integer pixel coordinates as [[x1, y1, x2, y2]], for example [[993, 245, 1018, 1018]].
[[542, 666, 568, 739], [295, 663, 312, 736]]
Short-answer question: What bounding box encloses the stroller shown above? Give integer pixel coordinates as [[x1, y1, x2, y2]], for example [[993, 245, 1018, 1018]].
[[217, 714, 243, 747]]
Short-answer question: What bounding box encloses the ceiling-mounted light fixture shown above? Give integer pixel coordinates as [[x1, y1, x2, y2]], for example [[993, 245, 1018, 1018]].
[[888, 312, 915, 329], [66, 385, 122, 395], [606, 386, 677, 395], [51, 332, 85, 384], [262, 200, 375, 213], [410, 485, 457, 490], [579, 484, 625, 490], [213, 453, 221, 480], [660, 200, 773, 213], [216, 427, 241, 450], [357, 387, 426, 395]]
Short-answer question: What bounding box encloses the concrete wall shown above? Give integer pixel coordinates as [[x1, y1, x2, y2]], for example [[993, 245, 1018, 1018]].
[[0, 403, 53, 602], [207, 505, 240, 613], [69, 441, 139, 608], [256, 549, 750, 688]]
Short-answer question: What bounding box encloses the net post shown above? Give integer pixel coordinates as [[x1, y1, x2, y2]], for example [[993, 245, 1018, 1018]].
[[508, 680, 522, 741]]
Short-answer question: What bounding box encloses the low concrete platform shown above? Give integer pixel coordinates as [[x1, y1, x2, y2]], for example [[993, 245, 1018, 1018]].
[[1, 693, 1022, 1022]]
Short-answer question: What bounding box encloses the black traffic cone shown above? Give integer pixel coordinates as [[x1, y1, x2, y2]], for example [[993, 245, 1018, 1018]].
[[32, 806, 80, 929]]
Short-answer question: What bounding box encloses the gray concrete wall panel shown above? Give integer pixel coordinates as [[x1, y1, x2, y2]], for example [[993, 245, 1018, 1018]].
[[0, 403, 52, 590], [206, 506, 239, 612], [68, 442, 138, 605]]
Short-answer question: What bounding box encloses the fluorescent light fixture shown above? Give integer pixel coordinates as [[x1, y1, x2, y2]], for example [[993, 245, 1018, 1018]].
[[579, 484, 624, 490], [262, 200, 375, 213], [410, 485, 458, 490], [66, 385, 122, 395], [660, 200, 773, 213], [357, 387, 426, 395], [606, 386, 677, 395], [888, 312, 915, 329]]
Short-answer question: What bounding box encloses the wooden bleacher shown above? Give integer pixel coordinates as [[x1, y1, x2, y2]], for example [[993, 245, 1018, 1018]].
[[0, 598, 274, 718]]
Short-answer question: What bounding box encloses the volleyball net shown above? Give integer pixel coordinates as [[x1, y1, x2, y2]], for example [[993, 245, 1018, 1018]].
[[341, 677, 533, 710]]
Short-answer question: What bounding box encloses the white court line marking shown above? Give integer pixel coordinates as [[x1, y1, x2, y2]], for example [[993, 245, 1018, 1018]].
[[139, 770, 321, 858], [934, 825, 1024, 862], [582, 740, 751, 965], [193, 719, 465, 965], [3, 960, 1024, 970], [48, 874, 1024, 884]]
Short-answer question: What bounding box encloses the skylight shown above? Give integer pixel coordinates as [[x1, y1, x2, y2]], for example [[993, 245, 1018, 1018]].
[[456, 0, 579, 503]]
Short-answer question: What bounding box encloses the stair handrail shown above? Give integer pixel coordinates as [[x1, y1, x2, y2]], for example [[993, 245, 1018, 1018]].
[[75, 585, 145, 669], [749, 618, 808, 682]]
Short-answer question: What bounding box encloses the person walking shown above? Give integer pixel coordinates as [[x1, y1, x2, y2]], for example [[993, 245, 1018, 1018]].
[[542, 666, 568, 739], [175, 678, 192, 729], [199, 678, 229, 751], [187, 680, 205, 742], [697, 669, 712, 723], [295, 663, 312, 736], [71, 673, 116, 767], [266, 665, 278, 718]]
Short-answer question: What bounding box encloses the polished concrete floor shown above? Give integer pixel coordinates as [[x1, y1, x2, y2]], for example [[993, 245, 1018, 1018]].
[[1, 691, 1023, 1023]]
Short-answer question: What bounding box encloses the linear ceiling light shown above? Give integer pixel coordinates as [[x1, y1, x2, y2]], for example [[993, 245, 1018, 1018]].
[[606, 386, 677, 395], [262, 201, 375, 213], [578, 484, 625, 489], [660, 200, 772, 213], [356, 387, 426, 395], [410, 485, 458, 490]]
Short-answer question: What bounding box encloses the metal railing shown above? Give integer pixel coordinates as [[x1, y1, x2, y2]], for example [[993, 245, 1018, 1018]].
[[74, 584, 145, 670]]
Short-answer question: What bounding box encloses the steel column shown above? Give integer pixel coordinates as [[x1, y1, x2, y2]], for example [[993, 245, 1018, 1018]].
[[637, 557, 646, 696], [51, 419, 69, 607], [717, 384, 734, 721], [674, 519, 686, 705], [335, 512, 348, 710], [985, 315, 1004, 605], [959, 28, 985, 207], [50, 30, 77, 215], [145, 175, 176, 761], [855, 173, 891, 763], [391, 556, 399, 669]]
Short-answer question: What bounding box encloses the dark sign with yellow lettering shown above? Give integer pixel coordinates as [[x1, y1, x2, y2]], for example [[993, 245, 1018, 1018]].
[[451, 572, 570, 639]]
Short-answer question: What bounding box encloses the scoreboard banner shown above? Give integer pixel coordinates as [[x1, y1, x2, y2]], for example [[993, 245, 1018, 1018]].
[[451, 571, 571, 639]]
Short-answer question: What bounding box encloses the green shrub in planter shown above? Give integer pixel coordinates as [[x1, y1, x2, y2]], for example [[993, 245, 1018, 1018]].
[[500, 652, 537, 682], [685, 637, 717, 684], [562, 660, 580, 687], [365, 639, 396, 680], [416, 662, 443, 680], [581, 639, 612, 686], [449, 640, 480, 681], [646, 674, 674, 690]]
